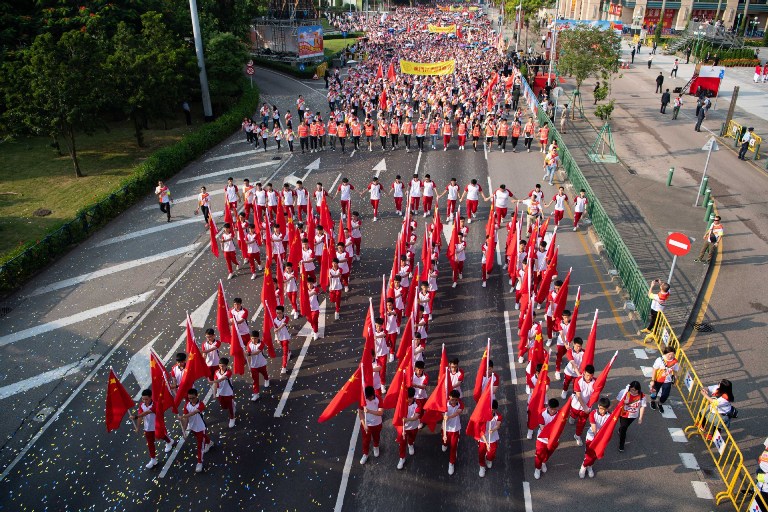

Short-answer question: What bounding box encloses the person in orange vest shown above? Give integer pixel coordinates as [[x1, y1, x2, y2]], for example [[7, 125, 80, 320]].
[[317, 118, 326, 151], [442, 117, 452, 151], [471, 120, 481, 152], [309, 120, 319, 153], [457, 118, 468, 151], [484, 118, 496, 153], [429, 118, 440, 149], [378, 119, 389, 151], [509, 118, 521, 153], [523, 117, 536, 152], [390, 119, 400, 150], [337, 121, 348, 154], [497, 119, 510, 153], [364, 118, 375, 151], [298, 121, 310, 154], [328, 118, 338, 151], [538, 124, 549, 153], [401, 117, 414, 153], [415, 116, 427, 152], [351, 118, 362, 151]]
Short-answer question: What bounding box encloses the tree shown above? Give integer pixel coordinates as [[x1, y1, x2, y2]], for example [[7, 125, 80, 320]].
[[4, 30, 108, 177], [205, 32, 248, 109], [556, 25, 621, 98]]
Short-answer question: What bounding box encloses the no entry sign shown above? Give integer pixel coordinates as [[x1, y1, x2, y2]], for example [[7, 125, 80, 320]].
[[666, 232, 691, 257], [246, 66, 255, 75]]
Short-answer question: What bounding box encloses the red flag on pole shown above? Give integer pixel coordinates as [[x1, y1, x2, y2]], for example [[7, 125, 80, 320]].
[[173, 315, 211, 411], [534, 248, 558, 305], [383, 347, 413, 409], [473, 339, 490, 402], [209, 216, 220, 258], [518, 299, 534, 356], [224, 201, 234, 227], [484, 229, 496, 275], [318, 364, 363, 423], [379, 274, 387, 319], [395, 315, 414, 361], [105, 368, 135, 432], [229, 314, 247, 376], [421, 344, 448, 431], [583, 402, 622, 465], [553, 267, 572, 322], [149, 350, 174, 439], [566, 286, 581, 343], [320, 242, 332, 292], [546, 226, 558, 261], [262, 306, 277, 359], [589, 351, 618, 407], [447, 212, 459, 270], [300, 271, 311, 318], [538, 400, 572, 453], [216, 280, 232, 344], [236, 217, 248, 257], [376, 62, 383, 80], [387, 62, 396, 82], [580, 309, 599, 372], [379, 88, 387, 111], [392, 370, 410, 437], [288, 223, 302, 270], [466, 377, 493, 440], [527, 359, 550, 431]]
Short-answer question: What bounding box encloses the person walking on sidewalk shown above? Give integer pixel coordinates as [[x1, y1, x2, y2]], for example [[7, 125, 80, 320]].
[[695, 215, 724, 263], [647, 54, 653, 69], [593, 81, 600, 105], [672, 95, 683, 119], [630, 47, 635, 64], [655, 72, 664, 93], [660, 89, 671, 113], [671, 58, 679, 77], [694, 106, 706, 132], [685, 46, 692, 64], [155, 181, 172, 222], [738, 127, 754, 160]]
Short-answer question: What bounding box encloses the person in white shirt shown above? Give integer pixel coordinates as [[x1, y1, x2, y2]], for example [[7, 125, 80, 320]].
[[218, 223, 239, 279], [273, 306, 291, 373], [295, 180, 309, 221], [246, 330, 269, 401], [334, 177, 355, 219], [350, 212, 363, 259], [195, 186, 210, 226], [224, 177, 239, 212], [534, 397, 560, 479], [391, 175, 405, 216], [561, 337, 585, 398], [483, 184, 512, 228], [282, 183, 296, 219], [616, 381, 646, 452], [362, 177, 385, 221], [570, 365, 596, 446], [422, 174, 437, 217], [283, 262, 299, 318], [129, 389, 175, 469], [396, 387, 421, 469], [452, 233, 466, 288], [439, 177, 460, 223], [460, 179, 482, 222], [155, 180, 172, 222], [573, 189, 588, 231], [180, 388, 212, 473], [359, 386, 384, 465], [328, 258, 344, 320], [580, 397, 611, 478], [545, 186, 569, 226], [408, 174, 423, 215], [245, 224, 263, 279], [213, 358, 237, 428], [201, 329, 221, 380], [442, 390, 464, 475], [649, 346, 678, 413], [477, 400, 502, 477]]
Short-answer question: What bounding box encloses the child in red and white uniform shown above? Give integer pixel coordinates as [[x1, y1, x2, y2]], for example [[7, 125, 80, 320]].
[[460, 179, 482, 222], [219, 223, 239, 279], [422, 174, 436, 216], [265, 184, 279, 220], [561, 337, 585, 398], [243, 179, 254, 221], [283, 262, 299, 319], [224, 178, 239, 212], [306, 276, 321, 340], [295, 181, 309, 221], [478, 399, 502, 477], [169, 353, 186, 394], [440, 178, 460, 223], [230, 298, 250, 345], [270, 223, 285, 263], [273, 306, 291, 373], [448, 359, 464, 398], [301, 238, 316, 282], [313, 183, 328, 215], [544, 280, 562, 342], [442, 390, 464, 475], [359, 386, 383, 465], [451, 233, 466, 288], [181, 388, 212, 473], [391, 175, 404, 216], [573, 188, 588, 231], [130, 389, 175, 469], [384, 299, 399, 353], [246, 329, 269, 401], [545, 187, 569, 226], [481, 235, 490, 287], [363, 177, 384, 221], [350, 212, 362, 260], [570, 364, 596, 446], [408, 174, 423, 215], [397, 255, 412, 298], [335, 177, 354, 218], [396, 387, 420, 470], [534, 398, 560, 479], [246, 224, 263, 279], [213, 358, 237, 428], [253, 182, 266, 222], [580, 397, 611, 478], [313, 226, 326, 259], [427, 260, 439, 313], [329, 258, 343, 320], [335, 242, 350, 291], [481, 360, 501, 396], [487, 184, 512, 228], [513, 241, 528, 300], [392, 275, 405, 324], [416, 305, 429, 350], [412, 361, 429, 421], [281, 183, 296, 218], [417, 281, 431, 322], [554, 310, 572, 380], [533, 240, 548, 292], [201, 328, 221, 380], [373, 317, 390, 387]]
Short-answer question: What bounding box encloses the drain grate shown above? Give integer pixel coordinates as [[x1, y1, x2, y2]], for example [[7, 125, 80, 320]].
[[0, 306, 13, 318], [272, 156, 282, 161], [692, 322, 714, 332]]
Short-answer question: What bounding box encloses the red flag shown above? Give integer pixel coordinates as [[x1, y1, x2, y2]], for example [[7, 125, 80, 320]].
[[318, 364, 363, 423], [466, 376, 493, 440], [395, 315, 414, 361], [386, 62, 396, 82], [566, 286, 581, 342], [320, 241, 332, 292], [447, 213, 459, 269], [553, 268, 572, 322], [404, 263, 419, 318], [581, 309, 599, 372], [336, 216, 345, 245], [589, 351, 618, 407], [224, 201, 234, 226], [173, 315, 211, 411], [262, 306, 277, 359], [216, 281, 232, 344], [229, 314, 247, 376], [149, 350, 174, 439], [527, 359, 550, 431], [421, 344, 448, 431], [538, 400, 572, 454], [209, 216, 220, 258], [473, 339, 490, 402], [376, 62, 383, 80], [517, 299, 533, 356], [538, 215, 551, 239], [383, 347, 412, 409], [300, 271, 311, 318], [360, 346, 373, 405], [379, 88, 387, 111], [484, 230, 495, 275], [456, 24, 463, 40], [362, 299, 375, 351], [276, 255, 285, 306], [275, 197, 286, 237], [421, 223, 431, 279], [105, 368, 135, 432], [534, 248, 558, 305], [546, 227, 558, 261], [261, 267, 278, 358], [320, 197, 334, 236], [431, 204, 443, 248], [288, 222, 302, 270], [584, 402, 622, 463], [392, 371, 410, 436]]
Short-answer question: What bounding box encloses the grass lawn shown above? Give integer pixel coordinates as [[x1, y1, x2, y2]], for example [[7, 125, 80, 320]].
[[0, 111, 201, 264], [323, 37, 352, 58]]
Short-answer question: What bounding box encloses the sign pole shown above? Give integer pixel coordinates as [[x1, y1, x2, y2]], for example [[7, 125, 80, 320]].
[[667, 254, 677, 284], [694, 138, 714, 207]]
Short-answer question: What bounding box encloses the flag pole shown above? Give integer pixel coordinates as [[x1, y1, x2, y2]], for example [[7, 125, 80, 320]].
[[442, 363, 448, 444]]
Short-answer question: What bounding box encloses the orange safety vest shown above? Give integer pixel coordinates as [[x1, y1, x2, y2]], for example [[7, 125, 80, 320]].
[[539, 126, 549, 140], [402, 122, 413, 135], [416, 122, 426, 136], [472, 125, 481, 137], [511, 123, 520, 137], [298, 124, 309, 137], [309, 124, 318, 136], [379, 123, 388, 137], [351, 122, 362, 137], [328, 122, 338, 135], [524, 122, 534, 135], [390, 123, 400, 135], [318, 123, 326, 136], [337, 124, 347, 137], [365, 124, 374, 136], [499, 123, 509, 137], [458, 122, 467, 136], [442, 123, 452, 136], [429, 122, 439, 135], [485, 124, 495, 137]]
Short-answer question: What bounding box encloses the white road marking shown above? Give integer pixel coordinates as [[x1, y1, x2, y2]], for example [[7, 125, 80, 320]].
[[305, 157, 321, 173], [121, 335, 161, 396], [691, 481, 713, 500], [0, 243, 209, 483], [373, 158, 386, 176], [178, 291, 217, 328], [330, 172, 342, 192], [334, 416, 361, 512], [640, 366, 653, 378], [504, 311, 518, 386], [0, 291, 154, 348], [158, 386, 215, 478], [142, 189, 223, 210], [679, 452, 700, 470], [177, 162, 278, 184], [414, 149, 422, 174], [266, 153, 294, 184], [633, 348, 649, 359], [350, 149, 356, 158], [669, 427, 688, 443], [0, 358, 98, 401], [523, 481, 533, 512], [94, 212, 222, 248], [29, 244, 200, 296], [660, 404, 677, 419], [204, 149, 262, 162], [251, 304, 263, 323], [274, 300, 326, 417]]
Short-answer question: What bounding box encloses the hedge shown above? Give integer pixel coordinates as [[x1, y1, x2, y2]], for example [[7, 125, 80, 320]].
[[718, 58, 761, 67], [252, 57, 320, 79], [324, 32, 364, 40], [0, 83, 260, 294], [693, 42, 757, 61]]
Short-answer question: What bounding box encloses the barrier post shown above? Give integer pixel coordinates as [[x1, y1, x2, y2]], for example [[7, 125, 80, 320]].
[[704, 200, 714, 221], [667, 167, 675, 186]]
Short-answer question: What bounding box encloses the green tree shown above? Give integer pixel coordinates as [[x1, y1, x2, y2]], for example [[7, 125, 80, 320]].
[[3, 30, 108, 176], [556, 25, 621, 98], [205, 32, 249, 109]]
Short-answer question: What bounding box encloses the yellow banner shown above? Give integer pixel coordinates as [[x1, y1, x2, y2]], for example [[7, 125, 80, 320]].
[[399, 60, 456, 76], [428, 24, 456, 33]]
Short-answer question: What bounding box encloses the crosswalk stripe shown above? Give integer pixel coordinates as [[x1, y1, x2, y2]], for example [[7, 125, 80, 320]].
[[94, 212, 222, 248], [177, 162, 278, 184]]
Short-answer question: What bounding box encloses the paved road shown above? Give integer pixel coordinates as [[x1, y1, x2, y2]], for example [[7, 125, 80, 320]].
[[0, 66, 719, 511]]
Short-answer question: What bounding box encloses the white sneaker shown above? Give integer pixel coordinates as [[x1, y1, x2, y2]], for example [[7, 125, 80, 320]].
[[526, 429, 533, 439], [373, 446, 380, 457], [258, 265, 263, 271], [442, 445, 448, 452], [235, 264, 240, 271], [568, 416, 575, 425], [574, 434, 583, 446], [195, 463, 203, 473], [203, 441, 213, 453], [479, 466, 486, 477], [423, 212, 427, 218], [281, 367, 287, 375], [573, 226, 578, 231], [555, 371, 561, 380], [541, 463, 547, 473], [146, 458, 158, 469], [508, 278, 513, 285], [525, 385, 531, 394], [380, 385, 386, 394], [486, 460, 493, 469], [263, 379, 270, 388], [397, 458, 405, 470], [227, 273, 234, 280], [229, 418, 236, 428], [482, 281, 486, 287], [579, 465, 586, 479], [561, 390, 568, 399], [251, 274, 256, 280], [408, 445, 415, 455], [536, 304, 542, 310], [360, 454, 368, 465], [534, 468, 541, 479], [459, 273, 463, 279], [251, 393, 260, 401], [164, 440, 175, 453], [373, 217, 377, 222], [334, 312, 340, 320], [389, 353, 394, 363], [515, 303, 520, 310], [452, 282, 457, 288], [312, 332, 317, 340], [545, 338, 552, 347], [344, 286, 349, 292], [448, 463, 455, 475], [518, 356, 524, 364], [292, 310, 299, 319], [587, 466, 595, 478]]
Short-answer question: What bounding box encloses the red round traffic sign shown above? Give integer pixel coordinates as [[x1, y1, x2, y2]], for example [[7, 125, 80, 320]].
[[246, 66, 255, 75], [666, 232, 691, 257]]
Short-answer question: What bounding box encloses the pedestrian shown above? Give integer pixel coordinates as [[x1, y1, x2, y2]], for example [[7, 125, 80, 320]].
[[442, 389, 464, 475], [545, 186, 568, 226], [559, 104, 569, 133], [329, 258, 344, 321], [396, 387, 421, 470], [672, 95, 683, 119], [694, 106, 706, 131], [219, 223, 239, 279], [579, 397, 611, 478], [651, 40, 657, 55], [685, 46, 692, 64], [661, 89, 672, 114], [655, 72, 664, 93], [593, 81, 600, 105], [738, 127, 754, 160], [477, 399, 502, 478], [534, 397, 560, 479], [671, 58, 679, 77], [273, 305, 292, 373], [699, 379, 736, 430], [201, 328, 221, 380], [694, 215, 724, 263], [180, 388, 212, 473], [155, 180, 172, 222], [649, 346, 678, 413], [182, 101, 192, 126], [755, 64, 763, 83], [451, 233, 466, 288], [641, 279, 670, 333], [647, 54, 653, 69], [359, 385, 383, 464], [230, 297, 251, 345], [283, 262, 299, 318], [195, 186, 210, 227], [561, 337, 584, 398], [573, 188, 588, 231], [129, 389, 176, 469], [246, 330, 269, 401], [616, 380, 646, 452], [245, 224, 263, 278], [306, 275, 321, 340], [754, 441, 768, 508], [213, 357, 237, 428], [570, 364, 596, 447]]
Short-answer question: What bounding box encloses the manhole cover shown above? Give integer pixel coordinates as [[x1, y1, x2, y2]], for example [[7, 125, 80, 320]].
[[272, 156, 282, 161], [156, 278, 170, 287], [0, 306, 13, 318], [119, 312, 139, 324], [35, 407, 55, 422], [692, 322, 714, 332]]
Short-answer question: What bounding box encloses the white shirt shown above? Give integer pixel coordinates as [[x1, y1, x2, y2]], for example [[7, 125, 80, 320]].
[[486, 413, 501, 443], [338, 183, 353, 201], [564, 349, 584, 377], [138, 402, 157, 432], [231, 307, 249, 335], [274, 314, 290, 341], [571, 376, 595, 411], [494, 188, 511, 208], [246, 233, 260, 254], [329, 267, 342, 291], [184, 401, 206, 432], [374, 328, 389, 356], [616, 387, 647, 418], [536, 408, 557, 439], [215, 369, 233, 397], [552, 193, 568, 211], [336, 250, 349, 273], [364, 397, 382, 426], [302, 248, 316, 271], [368, 182, 382, 200], [225, 185, 239, 203], [465, 184, 481, 201], [444, 401, 463, 432], [446, 184, 459, 200], [247, 340, 268, 368], [409, 179, 422, 197], [202, 340, 220, 367], [296, 188, 309, 206], [198, 193, 210, 208], [314, 189, 326, 206], [254, 189, 266, 206], [392, 181, 404, 198], [404, 402, 420, 431], [283, 270, 298, 293], [221, 232, 236, 252], [412, 372, 429, 399], [586, 409, 609, 441], [574, 196, 588, 213], [423, 181, 435, 197]]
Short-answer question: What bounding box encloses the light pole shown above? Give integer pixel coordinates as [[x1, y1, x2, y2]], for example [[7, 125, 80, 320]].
[[189, 0, 213, 121], [547, 0, 560, 87], [514, 3, 523, 53]]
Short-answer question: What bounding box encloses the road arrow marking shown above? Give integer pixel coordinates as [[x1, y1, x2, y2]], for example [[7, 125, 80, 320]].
[[204, 150, 271, 163], [178, 291, 217, 328], [29, 244, 200, 297], [0, 291, 154, 348], [121, 334, 161, 397], [177, 162, 278, 184], [94, 212, 222, 248], [304, 157, 321, 174], [373, 158, 387, 177], [0, 357, 99, 401]]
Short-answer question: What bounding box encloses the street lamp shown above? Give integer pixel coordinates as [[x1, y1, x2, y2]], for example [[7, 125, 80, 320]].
[[750, 16, 758, 36], [694, 24, 703, 64], [514, 4, 523, 53], [189, 0, 213, 121]]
